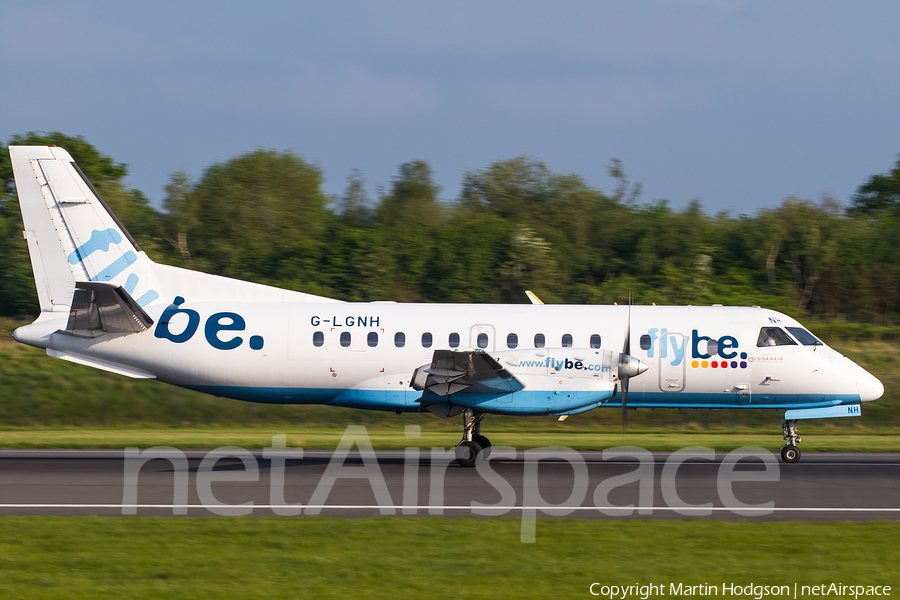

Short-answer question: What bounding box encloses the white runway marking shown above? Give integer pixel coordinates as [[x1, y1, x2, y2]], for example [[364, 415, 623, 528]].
[[2, 504, 900, 512], [2, 449, 900, 467]]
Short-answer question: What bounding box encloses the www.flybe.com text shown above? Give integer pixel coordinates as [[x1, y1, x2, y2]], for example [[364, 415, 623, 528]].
[[518, 357, 610, 372]]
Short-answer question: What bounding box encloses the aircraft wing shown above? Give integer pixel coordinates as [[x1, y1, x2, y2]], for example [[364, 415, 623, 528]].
[[413, 349, 526, 399]]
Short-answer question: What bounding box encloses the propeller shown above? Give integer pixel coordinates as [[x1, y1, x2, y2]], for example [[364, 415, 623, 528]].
[[617, 293, 648, 433], [621, 294, 631, 434]]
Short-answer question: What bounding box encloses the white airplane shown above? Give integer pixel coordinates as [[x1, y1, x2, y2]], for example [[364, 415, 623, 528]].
[[8, 146, 884, 465]]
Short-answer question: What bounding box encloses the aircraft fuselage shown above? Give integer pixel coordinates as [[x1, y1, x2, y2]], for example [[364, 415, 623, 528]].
[[15, 300, 880, 416]]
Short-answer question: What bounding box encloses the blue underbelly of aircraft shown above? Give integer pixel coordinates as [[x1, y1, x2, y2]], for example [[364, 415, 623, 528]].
[[621, 391, 861, 410], [183, 386, 613, 414], [182, 385, 863, 415]]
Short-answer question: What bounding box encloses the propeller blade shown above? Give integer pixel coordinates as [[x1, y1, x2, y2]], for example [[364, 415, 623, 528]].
[[621, 293, 632, 434], [624, 294, 631, 356]]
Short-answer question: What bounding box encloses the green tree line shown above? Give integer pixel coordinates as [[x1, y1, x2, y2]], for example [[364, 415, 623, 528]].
[[3, 132, 900, 323]]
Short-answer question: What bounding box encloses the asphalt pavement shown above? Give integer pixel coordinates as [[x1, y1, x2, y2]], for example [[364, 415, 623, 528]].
[[1, 449, 898, 520]]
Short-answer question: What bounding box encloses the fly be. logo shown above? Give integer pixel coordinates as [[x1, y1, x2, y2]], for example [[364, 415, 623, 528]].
[[643, 328, 749, 370]]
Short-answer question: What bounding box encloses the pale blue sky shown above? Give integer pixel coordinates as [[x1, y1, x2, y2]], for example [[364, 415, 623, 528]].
[[2, 1, 898, 213]]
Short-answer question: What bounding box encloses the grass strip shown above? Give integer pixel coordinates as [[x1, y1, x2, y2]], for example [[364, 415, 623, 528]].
[[1, 427, 900, 452], [0, 517, 897, 599]]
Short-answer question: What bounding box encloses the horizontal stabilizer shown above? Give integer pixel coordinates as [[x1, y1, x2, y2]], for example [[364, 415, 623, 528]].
[[47, 349, 156, 379], [63, 282, 154, 337]]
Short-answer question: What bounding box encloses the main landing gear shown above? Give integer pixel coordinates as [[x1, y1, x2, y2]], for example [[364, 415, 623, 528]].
[[455, 409, 492, 468], [780, 420, 801, 463]]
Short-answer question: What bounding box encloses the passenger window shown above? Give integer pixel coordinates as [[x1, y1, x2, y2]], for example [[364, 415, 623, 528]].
[[562, 334, 573, 347], [477, 333, 488, 348], [422, 332, 433, 348], [534, 333, 545, 348], [507, 333, 518, 349], [757, 327, 797, 347], [313, 331, 324, 347], [449, 332, 460, 348], [590, 334, 601, 349], [394, 332, 406, 347], [340, 331, 351, 347], [786, 327, 823, 346], [367, 331, 378, 347], [640, 335, 651, 350]]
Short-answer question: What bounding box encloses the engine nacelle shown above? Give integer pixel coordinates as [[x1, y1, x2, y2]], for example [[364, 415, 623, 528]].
[[410, 347, 647, 415]]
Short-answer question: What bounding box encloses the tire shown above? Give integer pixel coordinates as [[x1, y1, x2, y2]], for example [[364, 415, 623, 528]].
[[473, 435, 492, 460], [455, 441, 483, 468], [781, 445, 801, 463]]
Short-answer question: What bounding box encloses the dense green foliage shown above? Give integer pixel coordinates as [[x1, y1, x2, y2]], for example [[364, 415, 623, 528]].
[[0, 517, 897, 599], [2, 133, 900, 321], [2, 133, 899, 431]]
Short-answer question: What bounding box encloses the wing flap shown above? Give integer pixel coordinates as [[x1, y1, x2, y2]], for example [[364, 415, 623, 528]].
[[413, 350, 526, 400]]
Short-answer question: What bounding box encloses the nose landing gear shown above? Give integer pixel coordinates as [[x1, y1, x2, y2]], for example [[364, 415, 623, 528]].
[[780, 420, 801, 463], [455, 409, 491, 467]]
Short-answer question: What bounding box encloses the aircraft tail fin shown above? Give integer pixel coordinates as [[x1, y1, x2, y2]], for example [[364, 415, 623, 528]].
[[9, 146, 161, 313]]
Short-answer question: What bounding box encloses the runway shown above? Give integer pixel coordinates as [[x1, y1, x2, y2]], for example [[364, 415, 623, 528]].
[[1, 449, 899, 520]]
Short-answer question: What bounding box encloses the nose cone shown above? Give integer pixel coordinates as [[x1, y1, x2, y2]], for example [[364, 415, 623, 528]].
[[619, 354, 649, 378], [856, 366, 884, 403]]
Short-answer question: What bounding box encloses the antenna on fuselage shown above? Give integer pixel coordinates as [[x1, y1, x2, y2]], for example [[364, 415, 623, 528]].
[[525, 290, 544, 305]]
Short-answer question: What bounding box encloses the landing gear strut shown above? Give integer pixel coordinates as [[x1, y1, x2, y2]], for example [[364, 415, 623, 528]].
[[455, 409, 491, 467], [780, 420, 801, 463]]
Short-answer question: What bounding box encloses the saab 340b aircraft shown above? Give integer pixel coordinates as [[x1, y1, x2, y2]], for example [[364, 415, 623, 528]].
[[8, 146, 884, 465]]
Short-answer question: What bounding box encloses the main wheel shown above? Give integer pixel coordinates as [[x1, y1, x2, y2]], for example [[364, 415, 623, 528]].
[[781, 445, 801, 463], [473, 435, 492, 459], [455, 441, 483, 468]]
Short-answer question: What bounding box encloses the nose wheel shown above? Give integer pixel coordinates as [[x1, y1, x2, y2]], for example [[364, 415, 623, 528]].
[[780, 420, 801, 463], [455, 409, 491, 467]]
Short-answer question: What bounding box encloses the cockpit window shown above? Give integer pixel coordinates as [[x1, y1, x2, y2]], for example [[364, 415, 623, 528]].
[[757, 327, 797, 347], [786, 327, 823, 346]]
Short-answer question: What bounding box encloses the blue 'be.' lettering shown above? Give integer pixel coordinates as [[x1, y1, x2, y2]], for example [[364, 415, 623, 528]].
[[691, 330, 739, 359], [155, 297, 263, 350]]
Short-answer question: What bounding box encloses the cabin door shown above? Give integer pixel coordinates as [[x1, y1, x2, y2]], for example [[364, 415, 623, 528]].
[[657, 332, 686, 392], [469, 324, 496, 351]]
